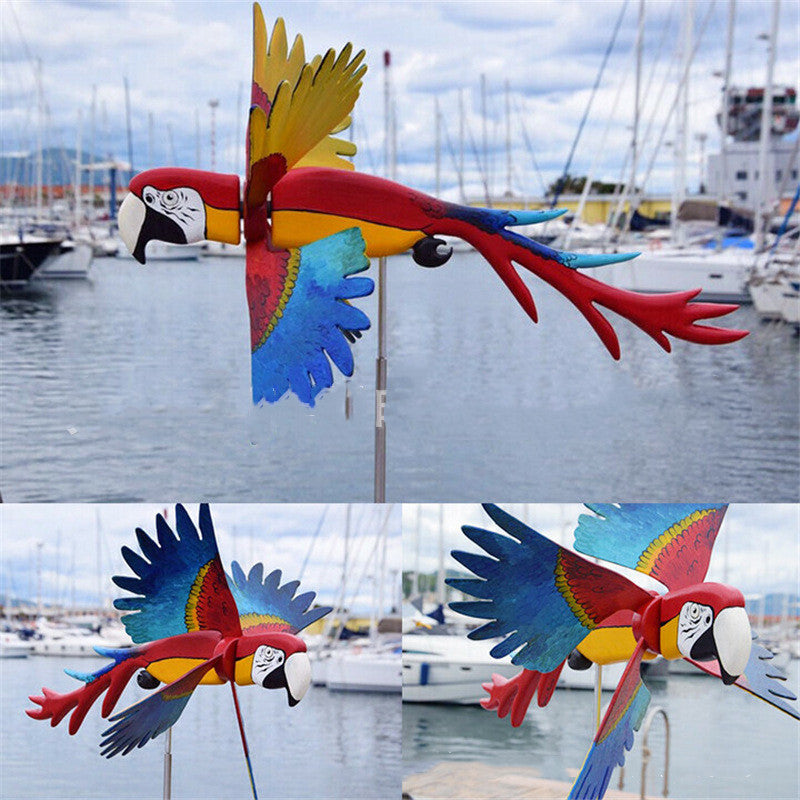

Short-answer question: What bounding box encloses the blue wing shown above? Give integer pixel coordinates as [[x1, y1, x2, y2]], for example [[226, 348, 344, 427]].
[[250, 227, 373, 406], [112, 504, 241, 643], [100, 656, 221, 758], [227, 561, 332, 635], [446, 504, 650, 672], [569, 641, 651, 800], [687, 634, 800, 720], [573, 504, 727, 590]]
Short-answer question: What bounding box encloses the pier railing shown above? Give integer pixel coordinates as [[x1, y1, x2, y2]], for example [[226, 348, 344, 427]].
[[617, 706, 670, 799]]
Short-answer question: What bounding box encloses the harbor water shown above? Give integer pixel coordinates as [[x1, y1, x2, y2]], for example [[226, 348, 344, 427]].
[[1, 253, 797, 502], [2, 654, 400, 799], [403, 660, 800, 800]]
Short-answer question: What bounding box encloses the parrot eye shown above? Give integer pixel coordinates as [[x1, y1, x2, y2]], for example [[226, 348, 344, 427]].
[[251, 644, 286, 685], [688, 603, 701, 622], [254, 646, 284, 669], [162, 190, 179, 208]]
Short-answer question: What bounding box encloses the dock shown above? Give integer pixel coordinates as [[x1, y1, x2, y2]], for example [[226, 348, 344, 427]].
[[403, 761, 655, 800]]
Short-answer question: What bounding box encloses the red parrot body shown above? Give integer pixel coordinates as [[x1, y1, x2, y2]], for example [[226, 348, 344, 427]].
[[116, 5, 747, 405], [448, 504, 798, 800], [27, 505, 330, 760]]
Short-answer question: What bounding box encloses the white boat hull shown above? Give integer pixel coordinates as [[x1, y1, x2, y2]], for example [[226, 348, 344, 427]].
[[326, 650, 402, 693], [402, 654, 518, 704], [117, 241, 201, 261], [598, 248, 752, 302], [0, 634, 32, 658], [30, 635, 128, 657], [749, 277, 785, 319], [779, 277, 800, 324], [402, 634, 625, 704], [35, 242, 93, 279]]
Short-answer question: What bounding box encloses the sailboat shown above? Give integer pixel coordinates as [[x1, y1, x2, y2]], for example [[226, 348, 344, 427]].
[[599, 1, 797, 303]]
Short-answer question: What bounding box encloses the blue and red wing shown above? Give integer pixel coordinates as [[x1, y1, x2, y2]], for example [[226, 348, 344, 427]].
[[100, 655, 223, 757], [447, 504, 652, 672], [247, 229, 373, 406], [574, 504, 728, 590], [227, 560, 332, 635], [113, 504, 242, 643], [686, 635, 800, 720], [569, 640, 651, 800]]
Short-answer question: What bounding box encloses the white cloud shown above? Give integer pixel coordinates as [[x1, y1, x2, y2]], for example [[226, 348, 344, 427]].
[[2, 0, 796, 194], [405, 503, 800, 595], [0, 503, 401, 614]]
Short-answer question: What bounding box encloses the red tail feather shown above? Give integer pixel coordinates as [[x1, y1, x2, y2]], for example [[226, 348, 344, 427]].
[[27, 657, 145, 735], [481, 662, 565, 727], [437, 219, 748, 357]]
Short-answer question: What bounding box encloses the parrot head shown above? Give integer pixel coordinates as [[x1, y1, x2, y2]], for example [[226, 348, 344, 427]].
[[118, 168, 241, 263], [659, 583, 751, 684], [237, 631, 311, 707]]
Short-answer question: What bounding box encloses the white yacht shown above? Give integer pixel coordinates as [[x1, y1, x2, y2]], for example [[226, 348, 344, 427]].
[[402, 632, 625, 704]]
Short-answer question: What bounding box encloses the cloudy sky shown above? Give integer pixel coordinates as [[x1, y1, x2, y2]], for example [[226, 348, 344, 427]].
[[0, 503, 401, 614], [405, 503, 800, 596], [2, 0, 798, 199]]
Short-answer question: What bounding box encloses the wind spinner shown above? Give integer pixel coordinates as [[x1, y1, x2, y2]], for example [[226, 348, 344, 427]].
[[118, 3, 747, 406], [447, 504, 799, 800], [27, 504, 331, 797]]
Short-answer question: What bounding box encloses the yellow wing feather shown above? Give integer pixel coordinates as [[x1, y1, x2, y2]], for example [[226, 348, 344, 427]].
[[250, 3, 366, 175]]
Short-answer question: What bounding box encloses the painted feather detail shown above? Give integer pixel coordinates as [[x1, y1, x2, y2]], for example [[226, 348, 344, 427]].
[[248, 6, 365, 200], [100, 656, 222, 758], [574, 504, 727, 590], [227, 561, 332, 635], [687, 634, 800, 720], [112, 504, 242, 644], [447, 504, 651, 673], [249, 227, 373, 405], [568, 641, 651, 800]]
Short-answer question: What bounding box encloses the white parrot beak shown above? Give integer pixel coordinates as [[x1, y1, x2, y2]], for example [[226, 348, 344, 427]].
[[118, 193, 146, 263], [285, 651, 312, 706], [714, 606, 751, 684]]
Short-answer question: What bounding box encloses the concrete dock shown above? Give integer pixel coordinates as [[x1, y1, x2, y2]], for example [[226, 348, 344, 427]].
[[403, 761, 654, 800]]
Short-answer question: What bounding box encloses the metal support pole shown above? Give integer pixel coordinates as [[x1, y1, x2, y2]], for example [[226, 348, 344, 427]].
[[162, 728, 172, 800], [594, 663, 603, 731], [375, 50, 392, 503], [374, 255, 387, 502]]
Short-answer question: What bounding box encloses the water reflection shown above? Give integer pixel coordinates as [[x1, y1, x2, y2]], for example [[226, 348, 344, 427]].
[[1, 255, 797, 501]]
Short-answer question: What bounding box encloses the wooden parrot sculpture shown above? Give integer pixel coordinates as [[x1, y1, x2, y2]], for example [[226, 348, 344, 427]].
[[446, 504, 799, 800], [117, 4, 747, 406], [27, 504, 331, 796]]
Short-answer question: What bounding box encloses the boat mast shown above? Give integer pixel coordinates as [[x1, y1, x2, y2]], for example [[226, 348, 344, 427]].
[[74, 109, 82, 228], [147, 111, 154, 170], [458, 89, 466, 202], [627, 0, 644, 232], [754, 0, 781, 252], [481, 73, 489, 202], [718, 0, 736, 210], [435, 97, 441, 196], [673, 0, 693, 245], [124, 76, 134, 183], [436, 505, 446, 607], [504, 80, 512, 197], [195, 109, 201, 169], [209, 98, 219, 172], [35, 58, 43, 222], [90, 85, 97, 208]]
